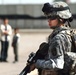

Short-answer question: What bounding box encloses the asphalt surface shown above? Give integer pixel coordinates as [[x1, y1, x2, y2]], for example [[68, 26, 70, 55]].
[[0, 29, 52, 75]]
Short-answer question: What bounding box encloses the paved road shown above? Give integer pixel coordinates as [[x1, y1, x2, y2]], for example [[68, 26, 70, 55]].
[[0, 29, 52, 75]]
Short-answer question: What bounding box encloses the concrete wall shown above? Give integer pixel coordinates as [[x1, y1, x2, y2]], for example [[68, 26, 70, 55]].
[[0, 4, 76, 29]]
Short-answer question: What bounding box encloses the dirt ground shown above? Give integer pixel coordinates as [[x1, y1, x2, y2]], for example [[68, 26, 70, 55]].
[[0, 29, 52, 75]]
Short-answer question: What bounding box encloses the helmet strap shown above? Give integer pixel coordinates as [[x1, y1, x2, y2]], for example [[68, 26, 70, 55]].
[[58, 18, 64, 25], [67, 20, 71, 27]]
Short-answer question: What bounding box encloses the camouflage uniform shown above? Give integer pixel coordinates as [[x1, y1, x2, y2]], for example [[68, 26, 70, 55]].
[[35, 26, 72, 75], [66, 52, 76, 75]]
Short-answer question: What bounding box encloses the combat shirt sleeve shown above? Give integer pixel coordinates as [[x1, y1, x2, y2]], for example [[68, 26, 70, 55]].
[[35, 34, 65, 69]]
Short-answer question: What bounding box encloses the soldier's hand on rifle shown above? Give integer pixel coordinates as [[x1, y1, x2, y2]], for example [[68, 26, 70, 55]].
[[26, 62, 30, 65], [30, 63, 36, 71]]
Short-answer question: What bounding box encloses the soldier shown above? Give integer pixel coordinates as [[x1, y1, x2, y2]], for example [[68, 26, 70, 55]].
[[29, 1, 73, 75]]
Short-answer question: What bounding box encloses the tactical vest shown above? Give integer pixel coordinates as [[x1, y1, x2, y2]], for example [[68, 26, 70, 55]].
[[70, 29, 76, 52]]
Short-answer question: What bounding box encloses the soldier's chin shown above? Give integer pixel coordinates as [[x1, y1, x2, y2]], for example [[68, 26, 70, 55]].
[[50, 26, 57, 29]]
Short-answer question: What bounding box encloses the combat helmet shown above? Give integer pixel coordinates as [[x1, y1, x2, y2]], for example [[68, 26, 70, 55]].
[[42, 1, 73, 23]]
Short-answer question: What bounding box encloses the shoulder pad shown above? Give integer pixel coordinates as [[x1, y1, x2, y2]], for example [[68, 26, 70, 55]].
[[59, 30, 70, 35], [65, 30, 71, 35]]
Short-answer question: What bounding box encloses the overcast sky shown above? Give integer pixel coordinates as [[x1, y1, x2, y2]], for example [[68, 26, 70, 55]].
[[70, 0, 76, 2], [0, 0, 76, 4], [0, 0, 53, 4]]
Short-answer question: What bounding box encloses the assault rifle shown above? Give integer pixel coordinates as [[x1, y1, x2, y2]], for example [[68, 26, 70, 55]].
[[19, 42, 49, 75]]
